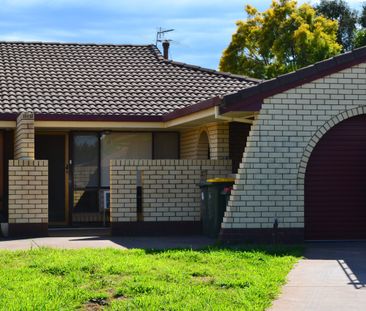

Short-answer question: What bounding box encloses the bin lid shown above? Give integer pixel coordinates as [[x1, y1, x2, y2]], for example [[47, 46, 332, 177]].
[[206, 178, 235, 183]]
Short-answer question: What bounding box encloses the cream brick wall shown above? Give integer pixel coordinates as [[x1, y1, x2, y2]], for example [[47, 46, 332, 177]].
[[110, 159, 231, 222], [223, 63, 366, 230], [8, 160, 48, 224], [180, 122, 229, 160], [14, 112, 35, 160]]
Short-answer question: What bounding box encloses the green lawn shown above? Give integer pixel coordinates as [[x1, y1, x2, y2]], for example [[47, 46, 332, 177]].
[[0, 246, 301, 310]]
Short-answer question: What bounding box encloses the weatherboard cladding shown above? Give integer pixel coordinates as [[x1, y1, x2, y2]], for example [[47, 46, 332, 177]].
[[0, 42, 257, 118]]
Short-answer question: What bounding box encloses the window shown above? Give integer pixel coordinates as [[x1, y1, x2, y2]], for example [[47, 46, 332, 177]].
[[101, 133, 152, 186], [71, 131, 180, 216], [153, 132, 179, 159]]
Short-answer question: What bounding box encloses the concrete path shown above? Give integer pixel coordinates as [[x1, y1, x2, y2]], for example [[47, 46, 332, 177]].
[[0, 235, 215, 250], [270, 242, 366, 311]]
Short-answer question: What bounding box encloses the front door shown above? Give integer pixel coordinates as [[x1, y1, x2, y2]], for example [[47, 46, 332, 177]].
[[71, 133, 101, 224], [35, 134, 67, 225]]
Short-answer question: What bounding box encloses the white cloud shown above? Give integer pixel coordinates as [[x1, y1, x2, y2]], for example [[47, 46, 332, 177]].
[[0, 0, 362, 71], [0, 32, 53, 42]]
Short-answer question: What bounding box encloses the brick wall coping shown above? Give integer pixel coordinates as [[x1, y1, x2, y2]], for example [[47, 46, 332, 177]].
[[110, 159, 231, 166], [297, 105, 366, 185], [9, 159, 47, 166]]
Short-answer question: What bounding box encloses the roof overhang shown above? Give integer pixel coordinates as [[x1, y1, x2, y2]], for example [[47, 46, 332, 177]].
[[0, 106, 256, 130], [219, 46, 366, 114], [0, 97, 223, 130]]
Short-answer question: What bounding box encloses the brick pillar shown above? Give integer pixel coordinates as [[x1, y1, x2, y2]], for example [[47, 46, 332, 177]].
[[14, 112, 34, 160], [207, 122, 229, 160], [8, 112, 49, 237], [8, 160, 48, 237]]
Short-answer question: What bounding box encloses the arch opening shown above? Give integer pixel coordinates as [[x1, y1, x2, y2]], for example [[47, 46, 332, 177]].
[[197, 131, 210, 160]]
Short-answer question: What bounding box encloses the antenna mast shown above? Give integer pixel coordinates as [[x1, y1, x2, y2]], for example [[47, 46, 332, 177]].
[[155, 27, 174, 46]]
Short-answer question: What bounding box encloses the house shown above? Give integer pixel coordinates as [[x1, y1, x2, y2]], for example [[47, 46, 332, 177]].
[[2, 41, 366, 242], [0, 41, 258, 237]]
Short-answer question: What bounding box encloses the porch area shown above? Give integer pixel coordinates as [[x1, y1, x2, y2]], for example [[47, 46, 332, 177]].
[[0, 111, 252, 238]]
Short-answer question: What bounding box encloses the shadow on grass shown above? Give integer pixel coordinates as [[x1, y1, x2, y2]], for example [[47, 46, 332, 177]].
[[144, 244, 304, 257], [67, 235, 303, 257]]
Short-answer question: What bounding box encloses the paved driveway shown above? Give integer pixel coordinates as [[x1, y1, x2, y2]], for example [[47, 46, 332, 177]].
[[0, 235, 215, 250], [270, 242, 366, 311]]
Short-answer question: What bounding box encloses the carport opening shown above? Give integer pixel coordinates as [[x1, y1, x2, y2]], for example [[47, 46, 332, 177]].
[[197, 131, 210, 159]]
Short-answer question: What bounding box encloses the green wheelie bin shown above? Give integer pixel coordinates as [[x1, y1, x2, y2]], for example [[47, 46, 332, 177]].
[[199, 178, 235, 237]]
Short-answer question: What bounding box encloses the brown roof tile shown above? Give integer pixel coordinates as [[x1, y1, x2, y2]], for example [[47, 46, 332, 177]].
[[0, 41, 258, 117]]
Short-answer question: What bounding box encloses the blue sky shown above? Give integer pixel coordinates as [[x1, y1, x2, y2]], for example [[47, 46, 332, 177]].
[[0, 0, 363, 70]]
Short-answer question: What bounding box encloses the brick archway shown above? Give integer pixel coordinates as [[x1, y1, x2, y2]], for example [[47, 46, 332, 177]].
[[297, 106, 366, 186], [293, 106, 366, 240], [301, 109, 366, 239]]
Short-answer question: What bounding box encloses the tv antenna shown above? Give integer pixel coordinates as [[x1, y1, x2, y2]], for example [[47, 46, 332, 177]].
[[156, 27, 174, 46]]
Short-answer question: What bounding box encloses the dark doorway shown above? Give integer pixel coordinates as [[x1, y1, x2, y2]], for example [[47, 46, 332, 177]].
[[229, 122, 251, 173], [0, 132, 4, 214], [35, 134, 67, 225]]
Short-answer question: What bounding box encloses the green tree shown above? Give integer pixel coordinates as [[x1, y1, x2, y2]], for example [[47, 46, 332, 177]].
[[315, 0, 358, 51], [360, 4, 366, 28], [219, 0, 341, 79], [354, 5, 366, 49], [353, 29, 366, 48]]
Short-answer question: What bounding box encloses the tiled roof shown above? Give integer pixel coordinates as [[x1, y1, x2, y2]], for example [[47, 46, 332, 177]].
[[0, 41, 258, 117]]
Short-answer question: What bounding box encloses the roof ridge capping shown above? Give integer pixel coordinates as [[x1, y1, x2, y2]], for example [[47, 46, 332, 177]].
[[0, 40, 154, 47], [220, 45, 366, 113], [166, 59, 262, 83], [149, 44, 261, 83]]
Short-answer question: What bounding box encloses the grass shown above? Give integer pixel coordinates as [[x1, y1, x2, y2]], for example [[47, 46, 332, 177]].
[[0, 245, 302, 310]]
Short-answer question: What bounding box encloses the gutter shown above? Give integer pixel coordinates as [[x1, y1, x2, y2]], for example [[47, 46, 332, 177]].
[[214, 102, 255, 124], [1, 93, 258, 126]]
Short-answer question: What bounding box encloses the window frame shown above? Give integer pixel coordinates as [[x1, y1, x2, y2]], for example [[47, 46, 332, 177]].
[[70, 130, 180, 192], [100, 132, 154, 187]]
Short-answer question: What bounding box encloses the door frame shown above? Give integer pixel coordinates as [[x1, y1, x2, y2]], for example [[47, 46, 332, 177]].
[[0, 131, 4, 215], [69, 131, 102, 225], [35, 131, 69, 226]]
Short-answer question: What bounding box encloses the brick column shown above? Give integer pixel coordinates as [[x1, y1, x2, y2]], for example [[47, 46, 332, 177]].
[[8, 112, 49, 237], [8, 160, 48, 237], [206, 122, 229, 160], [14, 112, 35, 160]]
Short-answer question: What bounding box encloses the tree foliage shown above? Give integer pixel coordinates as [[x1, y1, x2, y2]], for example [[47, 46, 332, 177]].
[[315, 0, 358, 51], [354, 5, 366, 49], [359, 4, 366, 28], [219, 0, 341, 79], [353, 28, 366, 48]]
